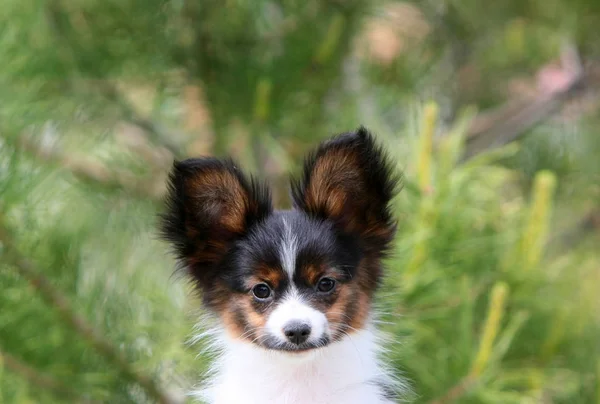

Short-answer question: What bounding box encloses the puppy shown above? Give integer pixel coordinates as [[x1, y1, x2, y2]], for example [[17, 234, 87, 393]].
[[160, 128, 403, 403]]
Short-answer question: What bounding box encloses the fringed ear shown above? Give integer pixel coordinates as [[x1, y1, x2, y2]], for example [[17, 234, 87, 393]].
[[291, 127, 400, 255], [160, 158, 272, 286]]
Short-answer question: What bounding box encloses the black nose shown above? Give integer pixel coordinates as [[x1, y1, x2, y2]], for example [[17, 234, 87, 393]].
[[283, 322, 311, 345]]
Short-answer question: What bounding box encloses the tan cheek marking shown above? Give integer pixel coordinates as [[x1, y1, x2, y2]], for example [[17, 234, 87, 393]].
[[349, 290, 370, 330], [220, 297, 247, 339], [325, 283, 369, 335], [326, 284, 352, 325], [242, 300, 268, 330], [334, 257, 379, 333], [219, 295, 269, 343], [326, 283, 371, 336]]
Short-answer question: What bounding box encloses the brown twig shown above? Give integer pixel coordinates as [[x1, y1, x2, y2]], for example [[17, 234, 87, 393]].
[[427, 376, 477, 404], [464, 95, 565, 158], [462, 42, 588, 159], [0, 223, 180, 404], [0, 349, 99, 403], [549, 207, 600, 251]]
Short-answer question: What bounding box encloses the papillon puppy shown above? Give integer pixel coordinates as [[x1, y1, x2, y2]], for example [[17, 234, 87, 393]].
[[160, 128, 404, 404]]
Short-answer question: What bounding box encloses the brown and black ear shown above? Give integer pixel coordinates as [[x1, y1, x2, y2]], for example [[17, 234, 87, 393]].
[[291, 127, 400, 255], [160, 158, 272, 286]]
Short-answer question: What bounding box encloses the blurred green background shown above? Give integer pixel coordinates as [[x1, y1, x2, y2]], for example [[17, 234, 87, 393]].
[[1, 0, 599, 403]]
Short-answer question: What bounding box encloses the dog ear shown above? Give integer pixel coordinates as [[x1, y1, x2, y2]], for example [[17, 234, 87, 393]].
[[160, 158, 272, 286], [291, 127, 400, 255]]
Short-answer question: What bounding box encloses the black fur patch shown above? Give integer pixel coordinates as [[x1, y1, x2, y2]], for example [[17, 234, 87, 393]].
[[159, 157, 272, 290]]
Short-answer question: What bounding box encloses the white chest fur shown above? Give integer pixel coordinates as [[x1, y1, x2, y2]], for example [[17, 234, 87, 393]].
[[192, 327, 400, 404]]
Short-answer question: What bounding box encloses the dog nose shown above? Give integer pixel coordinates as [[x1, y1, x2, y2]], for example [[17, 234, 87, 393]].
[[283, 322, 311, 345]]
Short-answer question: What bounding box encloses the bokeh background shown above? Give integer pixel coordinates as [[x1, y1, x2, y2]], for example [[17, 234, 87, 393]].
[[1, 1, 599, 403]]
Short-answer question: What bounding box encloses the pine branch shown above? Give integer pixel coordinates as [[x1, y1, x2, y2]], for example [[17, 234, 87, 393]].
[[15, 134, 166, 200], [44, 0, 185, 159], [0, 223, 181, 404], [0, 349, 99, 403], [93, 81, 185, 158]]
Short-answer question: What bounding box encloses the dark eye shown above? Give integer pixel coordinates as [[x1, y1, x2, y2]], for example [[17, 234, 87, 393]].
[[252, 283, 272, 300], [317, 277, 336, 293]]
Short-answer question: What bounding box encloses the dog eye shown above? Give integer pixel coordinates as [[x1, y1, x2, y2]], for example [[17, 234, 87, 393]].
[[252, 283, 272, 300], [316, 278, 336, 293]]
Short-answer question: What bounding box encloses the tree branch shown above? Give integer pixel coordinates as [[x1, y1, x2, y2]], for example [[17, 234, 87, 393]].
[[549, 207, 600, 251], [0, 349, 99, 403], [462, 42, 589, 159], [15, 134, 166, 200], [0, 223, 180, 404], [44, 0, 185, 159], [92, 81, 185, 158]]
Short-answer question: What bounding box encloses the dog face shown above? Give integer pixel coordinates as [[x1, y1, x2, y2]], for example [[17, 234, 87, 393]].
[[160, 128, 399, 353]]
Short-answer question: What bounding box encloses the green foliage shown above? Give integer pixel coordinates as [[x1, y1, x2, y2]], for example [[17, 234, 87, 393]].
[[377, 109, 599, 402], [1, 0, 599, 403], [0, 139, 197, 402]]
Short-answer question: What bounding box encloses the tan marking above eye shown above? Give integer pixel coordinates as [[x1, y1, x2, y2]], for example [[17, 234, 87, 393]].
[[297, 264, 349, 291], [249, 263, 284, 289], [302, 264, 326, 285]]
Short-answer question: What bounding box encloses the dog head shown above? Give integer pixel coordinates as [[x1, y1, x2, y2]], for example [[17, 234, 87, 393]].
[[160, 128, 399, 352]]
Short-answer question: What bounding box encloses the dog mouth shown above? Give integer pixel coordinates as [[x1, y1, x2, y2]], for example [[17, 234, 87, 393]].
[[259, 335, 331, 353]]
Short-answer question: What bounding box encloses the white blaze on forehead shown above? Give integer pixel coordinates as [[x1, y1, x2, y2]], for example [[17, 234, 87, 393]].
[[280, 218, 298, 277], [265, 288, 328, 343]]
